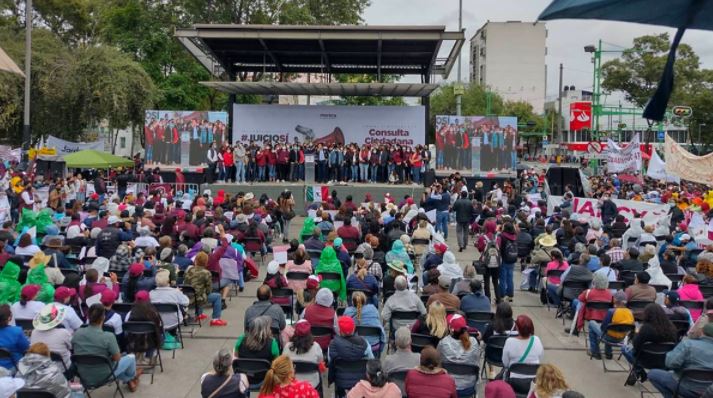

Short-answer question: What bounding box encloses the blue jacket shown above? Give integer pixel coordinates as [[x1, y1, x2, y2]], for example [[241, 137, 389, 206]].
[[0, 325, 29, 369], [346, 275, 380, 306], [666, 336, 713, 394], [343, 304, 385, 346], [460, 292, 492, 314], [327, 334, 373, 390]]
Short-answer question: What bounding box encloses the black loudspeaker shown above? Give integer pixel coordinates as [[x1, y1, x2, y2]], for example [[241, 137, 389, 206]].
[[546, 167, 583, 196], [423, 169, 436, 187]]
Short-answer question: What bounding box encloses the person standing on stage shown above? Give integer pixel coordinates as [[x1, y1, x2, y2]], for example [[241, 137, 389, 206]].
[[206, 142, 219, 184], [234, 142, 246, 183]]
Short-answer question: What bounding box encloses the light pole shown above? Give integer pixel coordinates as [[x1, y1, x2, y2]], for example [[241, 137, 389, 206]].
[[699, 123, 706, 149], [22, 0, 32, 162], [455, 0, 462, 116]]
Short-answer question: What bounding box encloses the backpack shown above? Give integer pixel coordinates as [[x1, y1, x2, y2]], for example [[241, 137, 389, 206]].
[[483, 237, 501, 269], [502, 238, 519, 264]]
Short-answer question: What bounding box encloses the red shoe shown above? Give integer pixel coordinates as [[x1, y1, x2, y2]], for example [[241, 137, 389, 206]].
[[210, 319, 228, 327], [196, 314, 208, 321]]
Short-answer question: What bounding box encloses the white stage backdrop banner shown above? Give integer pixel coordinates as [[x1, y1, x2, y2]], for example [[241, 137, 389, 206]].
[[233, 104, 425, 146], [46, 135, 104, 155], [547, 195, 670, 225]]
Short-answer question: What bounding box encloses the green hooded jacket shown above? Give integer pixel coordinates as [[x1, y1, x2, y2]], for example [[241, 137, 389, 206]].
[[299, 218, 317, 242], [315, 246, 346, 301], [0, 261, 22, 304], [24, 265, 55, 304]]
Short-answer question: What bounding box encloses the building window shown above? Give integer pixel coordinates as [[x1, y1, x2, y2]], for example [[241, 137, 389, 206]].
[[120, 137, 126, 149]]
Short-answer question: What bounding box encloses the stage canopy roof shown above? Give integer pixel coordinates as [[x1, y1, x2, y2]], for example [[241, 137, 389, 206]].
[[175, 24, 465, 81], [200, 81, 439, 97]]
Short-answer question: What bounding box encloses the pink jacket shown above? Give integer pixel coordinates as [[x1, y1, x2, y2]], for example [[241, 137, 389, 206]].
[[678, 283, 704, 321]]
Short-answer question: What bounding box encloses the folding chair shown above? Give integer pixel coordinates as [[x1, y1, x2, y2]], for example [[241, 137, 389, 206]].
[[16, 390, 56, 398], [628, 300, 655, 322], [286, 271, 310, 284], [504, 363, 540, 398], [331, 358, 368, 398], [651, 284, 668, 293], [556, 281, 589, 323], [50, 351, 68, 373], [242, 237, 265, 265], [355, 325, 384, 356], [410, 333, 439, 353], [581, 301, 612, 350], [465, 311, 494, 334], [293, 360, 323, 396], [177, 285, 201, 331], [544, 269, 564, 310], [0, 347, 17, 370], [442, 362, 479, 398], [153, 303, 184, 358], [608, 281, 626, 291], [311, 325, 335, 354], [593, 323, 635, 373], [665, 274, 683, 289], [15, 318, 34, 336], [627, 342, 676, 398], [123, 321, 164, 384], [482, 335, 508, 380], [388, 311, 420, 352], [232, 358, 272, 391], [112, 303, 134, 321], [387, 369, 409, 397], [674, 368, 713, 398], [218, 258, 241, 299], [306, 249, 322, 266], [271, 287, 294, 321], [700, 285, 713, 299], [71, 354, 126, 398], [671, 319, 691, 341]]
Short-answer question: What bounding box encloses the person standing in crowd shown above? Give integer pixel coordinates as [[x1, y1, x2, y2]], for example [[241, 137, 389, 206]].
[[206, 142, 219, 184]]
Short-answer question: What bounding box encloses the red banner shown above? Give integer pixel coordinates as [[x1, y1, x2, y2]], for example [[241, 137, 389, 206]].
[[569, 101, 592, 131]]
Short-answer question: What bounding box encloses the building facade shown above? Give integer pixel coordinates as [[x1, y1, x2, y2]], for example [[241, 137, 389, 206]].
[[470, 21, 547, 113]]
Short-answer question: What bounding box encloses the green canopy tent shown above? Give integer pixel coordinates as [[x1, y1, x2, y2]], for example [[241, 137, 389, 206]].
[[63, 149, 134, 169]]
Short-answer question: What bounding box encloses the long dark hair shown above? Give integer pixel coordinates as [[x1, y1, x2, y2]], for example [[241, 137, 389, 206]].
[[365, 359, 387, 388], [642, 304, 678, 342], [0, 304, 11, 327], [288, 333, 314, 355], [493, 302, 514, 334], [125, 275, 140, 303]]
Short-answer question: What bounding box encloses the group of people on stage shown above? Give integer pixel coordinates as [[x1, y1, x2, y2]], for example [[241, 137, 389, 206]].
[[203, 141, 432, 185], [435, 119, 518, 173], [144, 115, 227, 166]]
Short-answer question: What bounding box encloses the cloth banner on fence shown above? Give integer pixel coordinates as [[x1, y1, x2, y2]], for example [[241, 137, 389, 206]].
[[45, 135, 104, 155], [646, 150, 680, 183], [664, 134, 713, 185], [607, 134, 641, 173], [0, 145, 21, 163], [305, 186, 329, 203], [547, 195, 670, 225]]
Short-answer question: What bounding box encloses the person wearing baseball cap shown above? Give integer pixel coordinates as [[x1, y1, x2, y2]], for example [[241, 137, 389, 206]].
[[423, 242, 448, 273], [11, 285, 44, 322], [282, 319, 324, 388], [99, 290, 124, 338], [328, 316, 374, 395], [437, 313, 479, 395], [52, 286, 82, 331]]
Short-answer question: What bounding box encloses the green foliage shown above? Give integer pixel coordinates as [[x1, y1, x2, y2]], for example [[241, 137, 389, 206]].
[[331, 74, 406, 106]]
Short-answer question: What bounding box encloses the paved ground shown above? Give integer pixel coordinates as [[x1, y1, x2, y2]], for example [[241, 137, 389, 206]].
[[92, 217, 646, 397]]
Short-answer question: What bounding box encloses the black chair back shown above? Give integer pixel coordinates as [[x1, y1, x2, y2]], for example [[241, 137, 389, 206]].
[[270, 287, 294, 319], [602, 323, 635, 340], [680, 300, 704, 310], [651, 284, 668, 293], [636, 342, 676, 370], [545, 269, 564, 279], [71, 354, 123, 392], [410, 333, 439, 352], [286, 271, 310, 281], [388, 311, 421, 339], [628, 300, 655, 320], [112, 303, 134, 319], [585, 300, 612, 311], [15, 318, 34, 333], [319, 271, 342, 281], [675, 368, 713, 397], [333, 358, 368, 391], [700, 285, 713, 298], [232, 358, 272, 389], [310, 326, 335, 339], [607, 281, 626, 291], [16, 389, 56, 398], [505, 363, 540, 394], [665, 274, 683, 289], [49, 351, 67, 371], [483, 335, 509, 367], [387, 369, 409, 398], [465, 311, 494, 332], [292, 360, 322, 393], [412, 238, 430, 246]]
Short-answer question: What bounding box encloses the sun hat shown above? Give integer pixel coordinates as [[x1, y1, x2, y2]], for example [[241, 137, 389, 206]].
[[539, 234, 557, 248], [53, 286, 76, 302], [338, 316, 356, 336], [294, 319, 311, 337], [387, 260, 406, 274], [33, 303, 67, 331], [28, 251, 52, 269]]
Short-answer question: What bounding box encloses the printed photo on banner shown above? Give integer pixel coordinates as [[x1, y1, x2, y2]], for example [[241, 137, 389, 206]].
[[434, 115, 518, 175], [232, 104, 425, 147], [144, 110, 228, 167]]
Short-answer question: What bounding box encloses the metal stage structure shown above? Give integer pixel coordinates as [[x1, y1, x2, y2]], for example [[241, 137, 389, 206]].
[[175, 24, 465, 144]]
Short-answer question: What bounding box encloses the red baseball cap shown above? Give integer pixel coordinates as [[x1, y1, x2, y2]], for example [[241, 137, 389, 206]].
[[434, 243, 448, 253], [21, 284, 41, 301], [100, 289, 117, 306], [135, 290, 150, 302], [54, 286, 76, 302], [129, 263, 144, 277], [294, 319, 311, 337], [338, 316, 355, 336], [447, 313, 467, 331]]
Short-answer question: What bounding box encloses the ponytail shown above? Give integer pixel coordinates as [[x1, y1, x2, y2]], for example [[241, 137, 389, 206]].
[[353, 292, 366, 322], [258, 355, 292, 396], [457, 328, 472, 351]]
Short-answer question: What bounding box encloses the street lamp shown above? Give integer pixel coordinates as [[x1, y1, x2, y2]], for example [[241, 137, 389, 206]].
[[584, 45, 597, 53], [699, 123, 706, 148]]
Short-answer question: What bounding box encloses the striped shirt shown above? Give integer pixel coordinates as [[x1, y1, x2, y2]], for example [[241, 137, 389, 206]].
[[606, 247, 625, 264]]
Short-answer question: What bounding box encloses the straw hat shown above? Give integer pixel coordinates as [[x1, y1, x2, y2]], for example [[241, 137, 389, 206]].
[[28, 251, 52, 269], [539, 235, 557, 248]]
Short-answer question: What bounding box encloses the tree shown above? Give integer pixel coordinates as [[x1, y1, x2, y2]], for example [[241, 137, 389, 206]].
[[601, 34, 704, 108]]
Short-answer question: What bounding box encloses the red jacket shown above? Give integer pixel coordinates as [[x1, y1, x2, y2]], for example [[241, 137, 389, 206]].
[[256, 150, 268, 167], [303, 303, 335, 350], [267, 150, 277, 166], [404, 368, 457, 398], [277, 149, 289, 164], [575, 288, 613, 330]]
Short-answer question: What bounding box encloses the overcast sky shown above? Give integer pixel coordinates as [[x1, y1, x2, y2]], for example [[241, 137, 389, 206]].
[[364, 0, 713, 104]]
